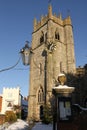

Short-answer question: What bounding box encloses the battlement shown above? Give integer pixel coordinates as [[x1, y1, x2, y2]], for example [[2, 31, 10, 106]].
[[33, 5, 72, 32]]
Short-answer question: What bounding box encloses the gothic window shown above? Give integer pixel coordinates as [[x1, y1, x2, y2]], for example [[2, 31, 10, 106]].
[[55, 32, 60, 40], [45, 32, 47, 42], [38, 86, 44, 103], [55, 28, 60, 40], [40, 31, 44, 43]]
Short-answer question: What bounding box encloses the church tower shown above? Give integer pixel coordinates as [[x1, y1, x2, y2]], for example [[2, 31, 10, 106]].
[[28, 5, 76, 121]]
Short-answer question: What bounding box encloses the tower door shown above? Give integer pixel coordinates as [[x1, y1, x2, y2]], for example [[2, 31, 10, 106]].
[[40, 105, 43, 120]]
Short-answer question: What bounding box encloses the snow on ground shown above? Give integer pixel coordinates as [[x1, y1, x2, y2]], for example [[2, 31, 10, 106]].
[[32, 122, 53, 130], [0, 119, 29, 130], [6, 119, 29, 130], [0, 120, 53, 130]]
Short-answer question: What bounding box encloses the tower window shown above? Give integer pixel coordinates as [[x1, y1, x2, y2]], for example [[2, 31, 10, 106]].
[[45, 32, 47, 42], [40, 31, 44, 43], [55, 28, 60, 40], [38, 87, 44, 103], [55, 32, 60, 40]]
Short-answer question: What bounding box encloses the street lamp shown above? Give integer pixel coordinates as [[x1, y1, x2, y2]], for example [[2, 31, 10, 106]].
[[52, 73, 75, 130], [20, 42, 32, 66]]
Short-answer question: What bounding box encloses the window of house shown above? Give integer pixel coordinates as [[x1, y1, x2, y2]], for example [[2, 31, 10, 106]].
[[7, 102, 12, 107]]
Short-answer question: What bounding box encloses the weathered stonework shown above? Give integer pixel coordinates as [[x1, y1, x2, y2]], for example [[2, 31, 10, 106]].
[[28, 5, 76, 121]]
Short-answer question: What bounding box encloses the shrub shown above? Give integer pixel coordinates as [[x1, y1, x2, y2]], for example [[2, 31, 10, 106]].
[[42, 104, 52, 124], [16, 111, 21, 119], [5, 111, 17, 123]]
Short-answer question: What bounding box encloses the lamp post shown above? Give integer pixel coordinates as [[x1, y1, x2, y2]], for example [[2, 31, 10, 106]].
[[20, 42, 32, 66], [52, 73, 75, 130]]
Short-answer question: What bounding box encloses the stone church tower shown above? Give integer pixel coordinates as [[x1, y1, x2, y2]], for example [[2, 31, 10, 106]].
[[28, 5, 76, 121]]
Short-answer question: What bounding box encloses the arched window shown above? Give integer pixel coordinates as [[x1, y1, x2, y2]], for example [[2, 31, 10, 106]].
[[55, 32, 60, 40], [55, 28, 60, 40], [38, 86, 44, 103], [40, 31, 44, 43], [45, 32, 47, 42]]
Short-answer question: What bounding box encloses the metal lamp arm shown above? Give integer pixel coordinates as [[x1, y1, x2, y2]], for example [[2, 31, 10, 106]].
[[0, 56, 21, 72]]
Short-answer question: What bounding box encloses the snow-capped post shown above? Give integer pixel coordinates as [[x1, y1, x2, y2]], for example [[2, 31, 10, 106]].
[[52, 73, 75, 130]]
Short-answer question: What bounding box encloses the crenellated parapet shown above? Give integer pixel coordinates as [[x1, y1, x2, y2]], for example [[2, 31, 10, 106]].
[[33, 5, 72, 32], [33, 15, 48, 31], [63, 16, 72, 26]]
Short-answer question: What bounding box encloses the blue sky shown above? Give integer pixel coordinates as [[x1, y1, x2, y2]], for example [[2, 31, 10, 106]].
[[0, 0, 87, 96]]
